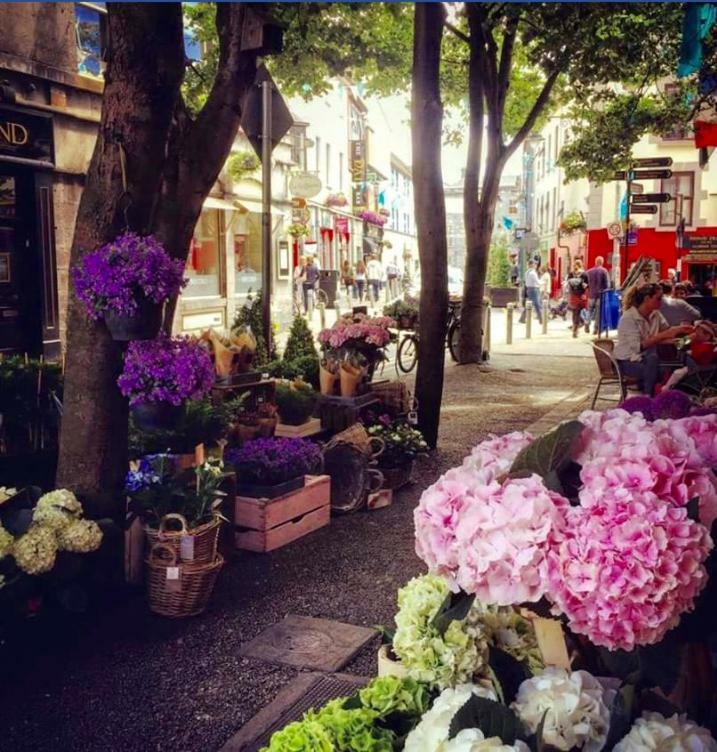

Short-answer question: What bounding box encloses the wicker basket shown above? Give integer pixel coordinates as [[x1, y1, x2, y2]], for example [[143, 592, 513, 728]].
[[144, 513, 221, 565], [369, 381, 412, 414], [379, 461, 414, 490], [145, 543, 224, 618]]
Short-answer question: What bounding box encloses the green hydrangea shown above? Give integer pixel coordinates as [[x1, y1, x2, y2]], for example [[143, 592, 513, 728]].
[[358, 676, 430, 717], [0, 523, 13, 559], [481, 608, 544, 675], [33, 489, 83, 530], [56, 519, 103, 553], [260, 718, 333, 751], [13, 525, 57, 575], [393, 573, 489, 689], [314, 701, 393, 752]]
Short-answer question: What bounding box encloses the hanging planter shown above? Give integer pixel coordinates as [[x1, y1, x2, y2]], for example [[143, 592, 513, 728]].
[[131, 401, 185, 432], [71, 232, 186, 341]]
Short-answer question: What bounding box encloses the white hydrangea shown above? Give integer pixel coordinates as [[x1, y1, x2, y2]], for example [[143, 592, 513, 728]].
[[13, 525, 58, 575], [0, 523, 13, 559], [444, 729, 530, 752], [33, 489, 83, 530], [511, 668, 611, 752], [393, 574, 489, 689], [0, 486, 18, 504], [56, 519, 103, 553], [614, 713, 717, 752], [404, 683, 497, 752]]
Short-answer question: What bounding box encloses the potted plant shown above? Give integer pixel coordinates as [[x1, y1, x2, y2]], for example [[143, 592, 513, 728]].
[[367, 417, 428, 489], [383, 298, 419, 330], [225, 437, 322, 498], [288, 223, 309, 238], [118, 335, 215, 431], [359, 210, 387, 227], [125, 455, 227, 564], [72, 232, 186, 340], [276, 381, 317, 426], [559, 210, 587, 235], [325, 193, 348, 208]]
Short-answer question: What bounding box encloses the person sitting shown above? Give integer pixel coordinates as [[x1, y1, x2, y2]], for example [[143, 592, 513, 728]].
[[614, 283, 693, 396], [659, 280, 701, 326]]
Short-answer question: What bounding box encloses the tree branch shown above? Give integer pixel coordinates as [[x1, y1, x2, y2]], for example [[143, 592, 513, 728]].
[[444, 20, 470, 45], [496, 14, 519, 117], [505, 67, 561, 158]]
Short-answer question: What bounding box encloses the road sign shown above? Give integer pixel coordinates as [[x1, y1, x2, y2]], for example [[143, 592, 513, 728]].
[[632, 193, 671, 204], [289, 172, 322, 198], [607, 222, 622, 239], [631, 157, 673, 168], [241, 65, 293, 162], [631, 169, 672, 180], [612, 171, 628, 180], [630, 204, 658, 214]]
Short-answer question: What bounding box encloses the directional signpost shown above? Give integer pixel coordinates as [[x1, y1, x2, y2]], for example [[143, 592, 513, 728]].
[[630, 205, 659, 215], [632, 193, 671, 204]]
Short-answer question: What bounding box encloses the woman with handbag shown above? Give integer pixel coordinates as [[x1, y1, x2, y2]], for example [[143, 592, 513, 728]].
[[565, 260, 588, 338]]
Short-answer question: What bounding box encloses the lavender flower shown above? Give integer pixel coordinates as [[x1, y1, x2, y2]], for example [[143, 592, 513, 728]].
[[72, 232, 186, 320], [619, 395, 656, 421], [652, 390, 693, 420], [118, 336, 215, 407], [226, 437, 322, 485]]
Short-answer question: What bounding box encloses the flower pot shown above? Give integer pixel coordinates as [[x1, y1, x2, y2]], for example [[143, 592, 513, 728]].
[[340, 365, 364, 397], [379, 460, 414, 490], [236, 474, 306, 499], [377, 645, 408, 679], [131, 401, 185, 432], [105, 298, 163, 341], [398, 315, 416, 330], [320, 366, 338, 396]]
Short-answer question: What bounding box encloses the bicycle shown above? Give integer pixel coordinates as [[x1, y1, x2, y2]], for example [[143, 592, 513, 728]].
[[395, 299, 462, 374]]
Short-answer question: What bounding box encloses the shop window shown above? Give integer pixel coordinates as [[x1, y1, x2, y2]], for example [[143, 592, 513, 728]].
[[289, 125, 306, 170], [234, 213, 262, 297], [0, 177, 16, 219], [660, 172, 694, 226], [186, 210, 221, 297], [662, 84, 693, 141], [75, 3, 107, 78]]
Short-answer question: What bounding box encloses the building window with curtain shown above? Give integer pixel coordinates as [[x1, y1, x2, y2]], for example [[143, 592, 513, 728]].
[[234, 212, 262, 297], [185, 210, 222, 297], [660, 172, 694, 226]]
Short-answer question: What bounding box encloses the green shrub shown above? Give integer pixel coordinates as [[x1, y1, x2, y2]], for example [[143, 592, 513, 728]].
[[276, 382, 317, 425], [232, 292, 274, 365], [283, 315, 319, 362], [267, 355, 320, 390]]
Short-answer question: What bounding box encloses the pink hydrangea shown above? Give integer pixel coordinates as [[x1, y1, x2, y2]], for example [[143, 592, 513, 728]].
[[317, 314, 394, 351], [415, 474, 567, 605], [574, 409, 654, 465], [546, 491, 712, 651], [657, 414, 717, 469], [459, 431, 534, 484]]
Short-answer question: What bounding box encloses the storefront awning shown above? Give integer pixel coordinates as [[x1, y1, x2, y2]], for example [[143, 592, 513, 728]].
[[203, 195, 285, 217], [203, 196, 239, 211]]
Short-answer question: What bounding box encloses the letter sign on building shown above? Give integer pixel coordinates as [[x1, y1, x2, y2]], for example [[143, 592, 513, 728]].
[[0, 106, 54, 166]]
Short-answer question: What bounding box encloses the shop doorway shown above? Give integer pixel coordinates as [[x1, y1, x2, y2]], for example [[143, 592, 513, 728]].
[[0, 167, 41, 355]]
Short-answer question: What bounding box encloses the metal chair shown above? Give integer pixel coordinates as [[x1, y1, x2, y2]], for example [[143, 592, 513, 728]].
[[590, 339, 639, 409]]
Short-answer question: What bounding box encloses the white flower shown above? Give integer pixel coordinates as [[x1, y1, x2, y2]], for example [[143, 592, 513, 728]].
[[445, 729, 530, 752], [0, 486, 18, 504], [56, 519, 103, 553], [33, 489, 83, 530], [0, 524, 13, 559], [614, 713, 717, 752], [13, 525, 57, 575], [404, 683, 497, 752], [511, 668, 611, 752]]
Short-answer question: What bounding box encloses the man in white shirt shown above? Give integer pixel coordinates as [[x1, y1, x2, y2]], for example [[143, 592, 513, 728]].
[[366, 255, 383, 304], [519, 261, 543, 323]]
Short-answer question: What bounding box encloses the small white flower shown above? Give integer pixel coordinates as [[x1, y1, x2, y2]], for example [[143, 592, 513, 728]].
[[511, 668, 611, 752], [0, 486, 18, 504], [445, 729, 530, 752], [56, 519, 103, 553], [13, 525, 58, 575], [0, 524, 13, 559], [614, 712, 717, 752]]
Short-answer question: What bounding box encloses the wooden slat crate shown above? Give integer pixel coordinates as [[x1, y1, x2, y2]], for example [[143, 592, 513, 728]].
[[234, 474, 331, 553], [274, 418, 323, 438]]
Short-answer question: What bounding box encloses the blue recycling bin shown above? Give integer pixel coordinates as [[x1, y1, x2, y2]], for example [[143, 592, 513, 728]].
[[600, 289, 621, 332]]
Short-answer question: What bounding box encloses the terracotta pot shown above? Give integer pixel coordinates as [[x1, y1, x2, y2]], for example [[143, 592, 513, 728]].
[[340, 365, 364, 397], [320, 366, 338, 396]]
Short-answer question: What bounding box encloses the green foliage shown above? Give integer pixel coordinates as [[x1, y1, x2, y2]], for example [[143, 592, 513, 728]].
[[226, 150, 260, 182], [383, 298, 419, 321], [283, 315, 319, 362], [486, 235, 512, 288], [560, 211, 586, 235], [267, 355, 320, 391], [275, 382, 317, 425], [232, 292, 272, 365]]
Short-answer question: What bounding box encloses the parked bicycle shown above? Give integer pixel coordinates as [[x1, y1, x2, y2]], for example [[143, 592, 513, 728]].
[[396, 298, 462, 374]]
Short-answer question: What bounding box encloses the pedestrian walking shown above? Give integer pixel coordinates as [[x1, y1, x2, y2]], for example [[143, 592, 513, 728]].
[[566, 260, 588, 338], [302, 255, 320, 315], [519, 260, 543, 323], [385, 256, 399, 300], [585, 256, 610, 334], [355, 258, 367, 301], [341, 258, 355, 299], [366, 254, 383, 305], [293, 256, 307, 313]]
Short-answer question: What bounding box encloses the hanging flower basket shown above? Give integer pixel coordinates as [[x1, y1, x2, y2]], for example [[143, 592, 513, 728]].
[[71, 232, 186, 341], [326, 193, 348, 208], [131, 401, 186, 432], [359, 210, 387, 227]]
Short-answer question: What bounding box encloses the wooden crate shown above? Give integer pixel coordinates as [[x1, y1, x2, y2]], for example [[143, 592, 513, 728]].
[[274, 417, 323, 438], [234, 474, 331, 553]]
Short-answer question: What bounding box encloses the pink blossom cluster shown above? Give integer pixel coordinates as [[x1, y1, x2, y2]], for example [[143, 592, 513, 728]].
[[546, 490, 712, 651], [415, 473, 566, 605], [318, 314, 395, 351], [456, 431, 534, 484], [576, 409, 717, 528]]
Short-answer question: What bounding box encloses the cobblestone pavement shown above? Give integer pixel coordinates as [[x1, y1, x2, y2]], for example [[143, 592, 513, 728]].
[[0, 341, 597, 752]]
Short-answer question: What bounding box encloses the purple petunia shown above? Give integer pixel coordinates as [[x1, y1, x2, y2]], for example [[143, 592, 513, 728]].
[[619, 395, 656, 421], [226, 437, 322, 485], [118, 335, 215, 407], [72, 232, 187, 320]]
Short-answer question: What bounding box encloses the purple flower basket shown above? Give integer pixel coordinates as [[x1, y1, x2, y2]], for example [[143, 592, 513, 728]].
[[226, 437, 322, 490]]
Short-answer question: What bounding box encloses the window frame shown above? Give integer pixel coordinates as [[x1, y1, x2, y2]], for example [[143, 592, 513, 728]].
[[659, 171, 694, 227]]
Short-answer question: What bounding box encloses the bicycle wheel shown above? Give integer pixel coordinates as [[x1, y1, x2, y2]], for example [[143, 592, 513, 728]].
[[447, 320, 461, 362], [397, 334, 418, 373], [315, 288, 329, 307]]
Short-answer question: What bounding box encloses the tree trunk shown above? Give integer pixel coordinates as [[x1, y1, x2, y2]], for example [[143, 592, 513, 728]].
[[411, 3, 448, 448], [56, 4, 185, 509]]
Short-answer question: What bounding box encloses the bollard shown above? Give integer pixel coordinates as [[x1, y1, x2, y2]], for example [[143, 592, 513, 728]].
[[318, 301, 326, 330], [506, 303, 514, 345], [484, 302, 492, 354], [525, 301, 532, 339], [542, 296, 549, 335]]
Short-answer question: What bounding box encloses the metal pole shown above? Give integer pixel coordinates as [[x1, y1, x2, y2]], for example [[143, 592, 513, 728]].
[[484, 301, 492, 354], [541, 295, 549, 335], [261, 79, 272, 354], [621, 170, 632, 286], [506, 303, 514, 344], [525, 301, 532, 339]]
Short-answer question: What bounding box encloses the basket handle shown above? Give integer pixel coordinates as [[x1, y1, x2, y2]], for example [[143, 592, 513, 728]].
[[368, 436, 385, 459], [149, 542, 178, 566], [158, 513, 189, 537]]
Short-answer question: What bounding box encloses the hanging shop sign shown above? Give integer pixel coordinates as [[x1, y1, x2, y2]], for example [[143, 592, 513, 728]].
[[289, 172, 322, 199], [0, 106, 54, 166]]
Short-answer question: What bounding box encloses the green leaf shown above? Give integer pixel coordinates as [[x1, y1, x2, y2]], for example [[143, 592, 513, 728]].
[[509, 421, 584, 482], [686, 497, 700, 523], [604, 685, 635, 750], [374, 624, 396, 646], [448, 694, 523, 744], [489, 646, 530, 706], [431, 590, 476, 637], [342, 694, 363, 710]]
